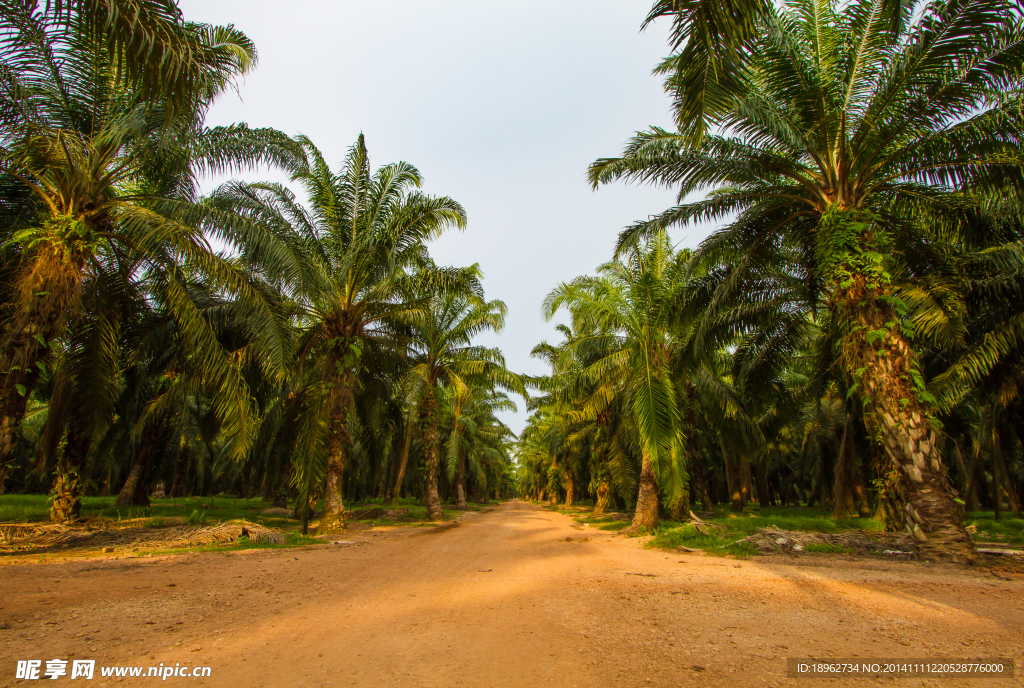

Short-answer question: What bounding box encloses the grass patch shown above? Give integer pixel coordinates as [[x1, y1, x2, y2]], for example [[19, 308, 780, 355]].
[[803, 542, 852, 554], [596, 521, 630, 531], [0, 494, 299, 528], [966, 512, 1024, 545], [644, 505, 885, 558], [0, 494, 492, 533]]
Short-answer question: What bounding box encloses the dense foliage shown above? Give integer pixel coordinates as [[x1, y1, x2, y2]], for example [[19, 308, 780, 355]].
[[1, 1, 1021, 564], [0, 1, 520, 527], [519, 0, 1024, 562]]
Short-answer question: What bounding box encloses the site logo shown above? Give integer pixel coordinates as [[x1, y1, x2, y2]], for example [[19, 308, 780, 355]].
[[14, 660, 211, 680], [15, 660, 94, 680]]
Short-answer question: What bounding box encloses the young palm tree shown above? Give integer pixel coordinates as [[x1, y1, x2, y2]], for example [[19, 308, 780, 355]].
[[591, 0, 1024, 560], [544, 233, 687, 531], [404, 288, 525, 520], [213, 135, 468, 533]]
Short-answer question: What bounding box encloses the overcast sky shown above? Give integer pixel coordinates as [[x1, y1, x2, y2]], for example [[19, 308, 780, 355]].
[[178, 0, 711, 434]]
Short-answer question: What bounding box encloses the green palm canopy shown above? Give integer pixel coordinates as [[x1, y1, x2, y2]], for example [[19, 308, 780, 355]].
[[590, 0, 1024, 561]]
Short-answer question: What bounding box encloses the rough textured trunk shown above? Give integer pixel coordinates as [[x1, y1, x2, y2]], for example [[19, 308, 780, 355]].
[[114, 455, 149, 508], [50, 461, 81, 523], [454, 458, 467, 508], [844, 288, 975, 562], [1, 257, 79, 484], [564, 470, 574, 507], [50, 426, 89, 523], [630, 449, 659, 532], [593, 481, 611, 516], [422, 390, 444, 521], [668, 481, 690, 522], [318, 419, 348, 533], [318, 371, 354, 535]]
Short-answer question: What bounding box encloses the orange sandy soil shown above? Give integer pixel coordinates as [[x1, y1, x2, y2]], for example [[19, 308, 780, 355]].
[[0, 500, 1022, 687]]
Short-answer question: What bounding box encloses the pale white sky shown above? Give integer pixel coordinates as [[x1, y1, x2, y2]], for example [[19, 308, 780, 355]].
[[179, 0, 713, 434]]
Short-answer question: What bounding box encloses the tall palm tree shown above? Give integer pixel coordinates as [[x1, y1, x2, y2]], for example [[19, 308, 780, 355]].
[[544, 233, 687, 531], [0, 4, 296, 498], [591, 0, 1024, 561], [213, 135, 468, 533], [404, 288, 525, 520]]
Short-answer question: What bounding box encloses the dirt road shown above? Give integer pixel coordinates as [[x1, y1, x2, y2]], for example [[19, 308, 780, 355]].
[[1, 500, 1022, 687]]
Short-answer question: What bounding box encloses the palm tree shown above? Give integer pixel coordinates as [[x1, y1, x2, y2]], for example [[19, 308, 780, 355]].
[[6, 0, 262, 109], [443, 386, 517, 508], [529, 326, 636, 514], [544, 233, 687, 531], [0, 5, 297, 509], [213, 135, 468, 533], [591, 0, 1024, 561], [403, 288, 525, 520]]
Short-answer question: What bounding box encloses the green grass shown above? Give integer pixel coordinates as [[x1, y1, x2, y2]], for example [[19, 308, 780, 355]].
[[803, 542, 852, 554], [0, 494, 298, 527], [965, 512, 1024, 545], [0, 493, 493, 532], [642, 505, 884, 558]]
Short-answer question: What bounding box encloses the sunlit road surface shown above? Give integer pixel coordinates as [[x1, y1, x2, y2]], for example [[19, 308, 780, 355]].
[[1, 500, 1022, 687]]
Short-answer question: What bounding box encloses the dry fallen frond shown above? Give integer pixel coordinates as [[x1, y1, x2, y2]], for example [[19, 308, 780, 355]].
[[0, 519, 284, 554], [737, 527, 916, 555]]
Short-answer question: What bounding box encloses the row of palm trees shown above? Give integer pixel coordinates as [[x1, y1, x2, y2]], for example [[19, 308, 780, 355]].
[[519, 0, 1024, 563], [0, 1, 522, 532]]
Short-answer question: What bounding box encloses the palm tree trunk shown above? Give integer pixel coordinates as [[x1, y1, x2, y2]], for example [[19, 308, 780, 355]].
[[564, 470, 574, 507], [740, 456, 753, 505], [844, 291, 975, 562], [832, 415, 858, 519], [422, 390, 444, 521], [115, 419, 163, 507], [594, 481, 611, 516], [50, 425, 89, 523], [691, 454, 713, 511], [1, 260, 78, 479], [722, 443, 743, 511], [318, 374, 354, 535], [389, 411, 416, 504], [114, 454, 149, 508], [631, 448, 659, 531], [170, 444, 189, 498], [0, 335, 49, 479], [454, 457, 467, 508]]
